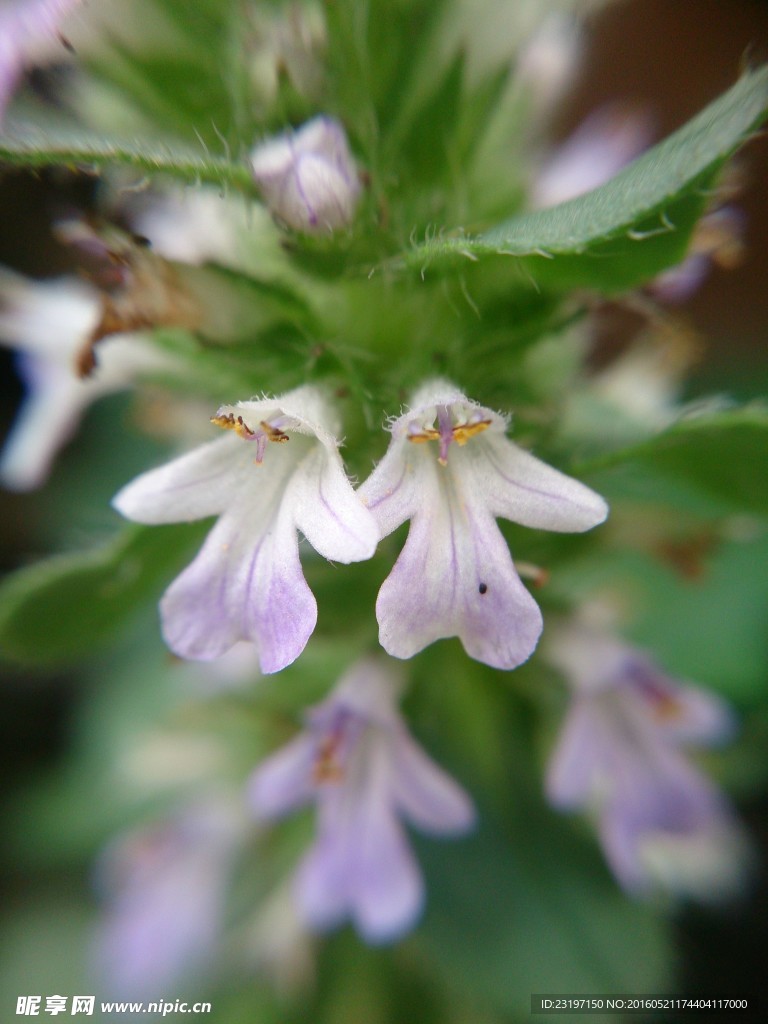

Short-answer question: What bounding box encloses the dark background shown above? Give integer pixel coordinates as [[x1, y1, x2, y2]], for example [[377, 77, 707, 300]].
[[1, 0, 767, 1015]]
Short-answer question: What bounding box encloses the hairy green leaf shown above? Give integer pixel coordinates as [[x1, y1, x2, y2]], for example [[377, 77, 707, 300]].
[[579, 404, 768, 517], [394, 69, 768, 290], [0, 120, 258, 197]]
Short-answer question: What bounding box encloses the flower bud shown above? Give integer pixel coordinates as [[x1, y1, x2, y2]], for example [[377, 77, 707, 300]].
[[249, 116, 360, 233]]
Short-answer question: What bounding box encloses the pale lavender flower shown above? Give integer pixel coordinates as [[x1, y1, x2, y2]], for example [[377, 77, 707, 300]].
[[546, 623, 749, 900], [113, 387, 379, 672], [249, 116, 361, 233], [93, 801, 241, 1000], [248, 657, 476, 943], [0, 0, 81, 123], [531, 103, 653, 210], [515, 13, 584, 120], [357, 381, 608, 670], [0, 269, 176, 490]]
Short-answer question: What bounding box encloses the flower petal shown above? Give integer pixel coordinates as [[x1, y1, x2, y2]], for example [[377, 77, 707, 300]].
[[289, 443, 378, 562], [113, 436, 243, 523], [0, 268, 100, 360], [349, 803, 424, 944], [248, 735, 317, 820], [545, 698, 610, 809], [635, 815, 751, 903], [357, 439, 422, 537], [375, 476, 543, 669], [160, 499, 316, 672], [647, 682, 736, 747], [390, 730, 476, 834], [294, 832, 349, 934], [295, 732, 424, 943], [250, 117, 359, 232], [598, 738, 726, 893], [298, 781, 424, 943], [475, 436, 608, 532], [93, 802, 237, 1000], [0, 356, 88, 491]]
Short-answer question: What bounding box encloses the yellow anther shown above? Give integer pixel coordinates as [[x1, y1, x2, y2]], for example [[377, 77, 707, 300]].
[[211, 412, 256, 439], [312, 735, 344, 784], [452, 419, 491, 445], [650, 693, 683, 722], [407, 428, 440, 444], [406, 419, 491, 460], [260, 421, 289, 443]]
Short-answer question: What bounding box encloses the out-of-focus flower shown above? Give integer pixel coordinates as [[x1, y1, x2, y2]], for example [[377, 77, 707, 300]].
[[589, 329, 699, 431], [0, 269, 177, 490], [113, 386, 379, 672], [546, 622, 750, 901], [650, 205, 746, 304], [93, 801, 242, 1000], [515, 13, 584, 120], [249, 116, 361, 233], [358, 380, 608, 670], [245, 2, 326, 107], [248, 657, 475, 943], [0, 0, 81, 123], [123, 187, 256, 269], [531, 103, 653, 209]]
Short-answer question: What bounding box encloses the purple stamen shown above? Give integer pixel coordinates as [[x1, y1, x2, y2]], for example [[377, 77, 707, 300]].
[[253, 431, 268, 463], [436, 405, 454, 465]]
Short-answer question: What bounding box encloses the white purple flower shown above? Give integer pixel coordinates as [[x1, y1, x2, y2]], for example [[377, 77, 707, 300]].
[[249, 116, 361, 233], [546, 623, 749, 900], [0, 0, 81, 123], [113, 386, 379, 673], [0, 269, 176, 490], [357, 381, 608, 670], [248, 657, 476, 943], [93, 801, 241, 1000]]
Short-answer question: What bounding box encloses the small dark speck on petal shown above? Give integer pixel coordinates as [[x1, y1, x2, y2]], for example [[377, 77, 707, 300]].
[[478, 582, 488, 595]]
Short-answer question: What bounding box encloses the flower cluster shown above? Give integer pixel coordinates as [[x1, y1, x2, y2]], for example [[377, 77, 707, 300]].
[[106, 370, 607, 941], [114, 380, 607, 676], [0, 44, 754, 991]]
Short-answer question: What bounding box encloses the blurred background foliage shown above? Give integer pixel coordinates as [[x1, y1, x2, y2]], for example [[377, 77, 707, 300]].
[[1, 1, 768, 1022]]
